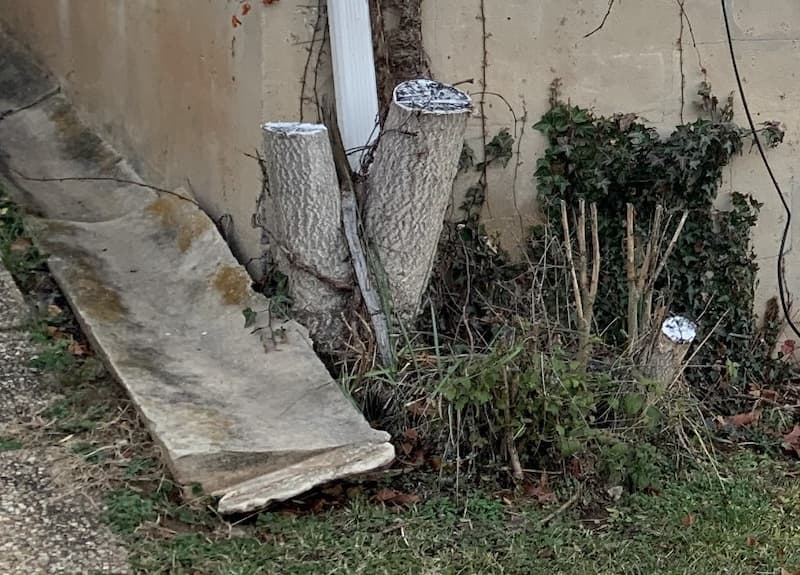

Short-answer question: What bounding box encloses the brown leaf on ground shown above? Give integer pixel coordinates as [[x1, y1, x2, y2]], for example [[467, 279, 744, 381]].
[[782, 425, 800, 456], [745, 535, 758, 546], [524, 474, 557, 504], [749, 388, 779, 401], [9, 237, 32, 253], [680, 513, 696, 526], [47, 304, 63, 318], [68, 341, 89, 356], [724, 410, 761, 427], [374, 488, 420, 507]]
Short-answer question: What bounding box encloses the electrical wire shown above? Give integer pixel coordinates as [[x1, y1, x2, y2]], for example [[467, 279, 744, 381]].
[[720, 0, 800, 340]]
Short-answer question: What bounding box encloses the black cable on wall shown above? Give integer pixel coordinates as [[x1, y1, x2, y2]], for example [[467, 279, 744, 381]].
[[720, 0, 800, 340]]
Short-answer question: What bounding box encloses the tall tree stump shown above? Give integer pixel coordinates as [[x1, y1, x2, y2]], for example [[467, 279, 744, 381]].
[[364, 79, 472, 321], [261, 123, 352, 347]]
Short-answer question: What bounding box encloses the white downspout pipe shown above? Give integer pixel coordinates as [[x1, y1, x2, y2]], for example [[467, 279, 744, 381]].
[[327, 0, 380, 172]]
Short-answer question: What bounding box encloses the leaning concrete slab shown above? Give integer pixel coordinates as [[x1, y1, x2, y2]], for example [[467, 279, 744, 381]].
[[0, 32, 394, 512]]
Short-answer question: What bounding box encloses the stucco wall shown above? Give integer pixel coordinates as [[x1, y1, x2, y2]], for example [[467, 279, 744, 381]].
[[423, 0, 800, 324], [0, 0, 330, 273], [1, 0, 798, 325]]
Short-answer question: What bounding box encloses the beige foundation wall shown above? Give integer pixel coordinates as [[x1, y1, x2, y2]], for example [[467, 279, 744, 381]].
[[0, 0, 330, 271], [425, 0, 800, 324], [1, 0, 798, 325]]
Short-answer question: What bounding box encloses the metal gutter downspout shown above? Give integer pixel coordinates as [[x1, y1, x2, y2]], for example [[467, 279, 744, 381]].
[[327, 0, 380, 171]]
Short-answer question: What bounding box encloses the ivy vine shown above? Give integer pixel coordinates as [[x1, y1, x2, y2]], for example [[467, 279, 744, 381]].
[[533, 81, 787, 399]]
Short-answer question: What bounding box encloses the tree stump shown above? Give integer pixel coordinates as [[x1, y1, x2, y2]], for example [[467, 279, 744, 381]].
[[364, 79, 472, 322], [648, 315, 697, 386], [261, 122, 352, 347]]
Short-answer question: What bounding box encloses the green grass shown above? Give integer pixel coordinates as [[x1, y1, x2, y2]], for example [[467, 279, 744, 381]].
[[0, 437, 23, 451], [119, 453, 800, 575], [4, 184, 799, 574], [0, 191, 47, 287]]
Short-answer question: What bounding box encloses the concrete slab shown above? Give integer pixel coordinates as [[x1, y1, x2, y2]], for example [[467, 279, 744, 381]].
[[0, 33, 394, 512]]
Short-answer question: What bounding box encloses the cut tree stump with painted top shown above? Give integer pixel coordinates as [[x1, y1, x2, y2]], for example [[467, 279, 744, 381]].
[[364, 79, 472, 322], [261, 123, 353, 347]]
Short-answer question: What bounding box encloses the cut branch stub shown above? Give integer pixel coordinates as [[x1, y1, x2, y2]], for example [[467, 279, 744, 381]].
[[364, 79, 472, 322], [648, 315, 697, 386], [261, 122, 353, 347]]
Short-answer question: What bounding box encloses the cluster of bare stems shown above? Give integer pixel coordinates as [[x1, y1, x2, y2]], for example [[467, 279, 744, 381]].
[[560, 199, 691, 374]]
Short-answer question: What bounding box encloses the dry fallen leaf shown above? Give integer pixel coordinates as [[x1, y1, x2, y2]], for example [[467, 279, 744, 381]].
[[403, 428, 419, 442], [68, 341, 89, 356], [725, 410, 761, 427], [745, 535, 758, 547], [374, 488, 421, 507], [749, 388, 779, 401], [782, 425, 800, 456], [524, 474, 558, 505], [47, 304, 63, 318], [9, 237, 32, 253], [374, 488, 398, 502], [680, 513, 696, 526]]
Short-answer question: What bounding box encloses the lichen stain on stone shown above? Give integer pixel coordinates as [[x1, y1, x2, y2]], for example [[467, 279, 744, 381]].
[[212, 265, 250, 306], [48, 102, 115, 166], [175, 406, 233, 443], [146, 196, 211, 253], [71, 269, 127, 323]]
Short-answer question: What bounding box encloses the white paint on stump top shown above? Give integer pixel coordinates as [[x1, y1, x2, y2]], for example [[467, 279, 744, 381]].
[[263, 122, 327, 136], [661, 316, 697, 344], [393, 79, 473, 114]]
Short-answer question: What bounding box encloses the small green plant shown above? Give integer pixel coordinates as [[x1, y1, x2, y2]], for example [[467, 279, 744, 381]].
[[71, 441, 110, 464], [0, 190, 47, 286], [104, 489, 157, 534], [0, 437, 23, 451], [124, 457, 156, 479], [436, 341, 665, 488]]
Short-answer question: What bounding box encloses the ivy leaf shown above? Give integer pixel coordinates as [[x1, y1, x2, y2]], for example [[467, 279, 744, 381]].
[[242, 307, 257, 328]]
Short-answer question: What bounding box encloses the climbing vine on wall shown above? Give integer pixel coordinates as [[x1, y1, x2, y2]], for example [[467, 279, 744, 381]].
[[533, 81, 786, 399]]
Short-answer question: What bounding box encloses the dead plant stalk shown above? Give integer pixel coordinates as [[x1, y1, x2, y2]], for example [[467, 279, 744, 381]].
[[560, 199, 600, 367]]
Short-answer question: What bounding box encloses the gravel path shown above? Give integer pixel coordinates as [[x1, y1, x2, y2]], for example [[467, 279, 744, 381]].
[[0, 265, 129, 575]]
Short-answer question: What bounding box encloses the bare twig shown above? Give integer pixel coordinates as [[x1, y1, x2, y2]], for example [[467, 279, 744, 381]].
[[577, 200, 588, 310], [503, 368, 524, 482], [560, 200, 600, 366], [478, 0, 489, 214], [584, 0, 616, 38], [638, 205, 663, 332], [9, 169, 200, 206], [626, 203, 639, 345], [649, 210, 688, 289], [0, 87, 61, 121], [581, 202, 601, 363], [299, 0, 324, 121], [560, 200, 584, 324], [538, 488, 581, 527]]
